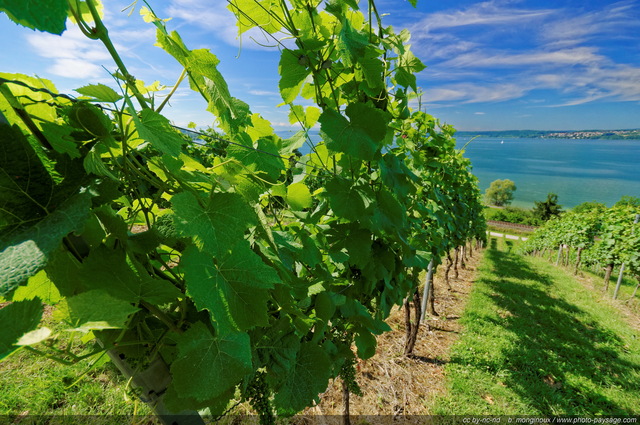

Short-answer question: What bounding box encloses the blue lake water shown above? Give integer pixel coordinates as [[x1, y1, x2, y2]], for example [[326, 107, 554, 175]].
[[281, 130, 639, 209], [455, 137, 640, 209]]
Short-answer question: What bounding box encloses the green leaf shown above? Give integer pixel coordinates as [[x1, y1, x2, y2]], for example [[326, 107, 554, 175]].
[[12, 270, 61, 304], [135, 109, 185, 157], [279, 50, 311, 104], [0, 298, 42, 360], [182, 243, 279, 335], [358, 47, 385, 90], [0, 0, 68, 34], [324, 178, 366, 221], [286, 183, 312, 211], [0, 123, 54, 230], [228, 0, 283, 34], [40, 122, 80, 158], [16, 327, 52, 346], [227, 135, 285, 184], [395, 50, 426, 91], [314, 292, 336, 322], [319, 103, 388, 161], [68, 102, 113, 138], [172, 191, 257, 256], [0, 192, 92, 297], [246, 113, 274, 142], [170, 322, 252, 401], [344, 227, 372, 268], [254, 319, 300, 386], [337, 19, 368, 68], [75, 84, 122, 103], [370, 187, 407, 235], [78, 245, 181, 305], [155, 29, 240, 130], [272, 342, 332, 415], [355, 330, 376, 359], [56, 290, 139, 332], [164, 383, 235, 414]]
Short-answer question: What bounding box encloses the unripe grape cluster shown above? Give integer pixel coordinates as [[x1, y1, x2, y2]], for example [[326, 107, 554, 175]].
[[339, 357, 362, 397], [244, 371, 275, 425]]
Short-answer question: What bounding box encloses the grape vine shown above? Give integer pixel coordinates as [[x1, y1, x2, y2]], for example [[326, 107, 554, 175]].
[[0, 0, 486, 420], [520, 204, 640, 292]]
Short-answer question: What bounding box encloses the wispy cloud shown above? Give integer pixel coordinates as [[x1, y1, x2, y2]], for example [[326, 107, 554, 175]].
[[415, 0, 554, 30], [248, 89, 279, 96], [541, 0, 640, 47], [26, 26, 112, 79], [406, 0, 640, 108], [441, 47, 605, 68], [425, 82, 528, 103], [166, 0, 293, 50]]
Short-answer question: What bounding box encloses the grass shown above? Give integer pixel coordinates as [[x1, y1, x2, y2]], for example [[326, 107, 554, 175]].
[[0, 310, 155, 421], [486, 225, 534, 238], [534, 250, 640, 317], [432, 238, 640, 415]]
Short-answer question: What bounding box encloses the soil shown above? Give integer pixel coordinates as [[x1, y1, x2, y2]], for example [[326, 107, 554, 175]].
[[304, 249, 483, 417]]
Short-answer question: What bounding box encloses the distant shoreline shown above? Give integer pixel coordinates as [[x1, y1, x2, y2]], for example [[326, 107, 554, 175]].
[[456, 129, 640, 140]]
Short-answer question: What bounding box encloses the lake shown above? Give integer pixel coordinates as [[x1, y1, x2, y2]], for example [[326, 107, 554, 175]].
[[280, 130, 639, 209], [456, 137, 640, 209]]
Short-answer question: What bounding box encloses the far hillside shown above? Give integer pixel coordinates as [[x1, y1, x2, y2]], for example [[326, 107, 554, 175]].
[[457, 129, 640, 140]]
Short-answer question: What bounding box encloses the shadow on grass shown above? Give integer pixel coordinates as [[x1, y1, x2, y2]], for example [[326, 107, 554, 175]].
[[455, 246, 640, 415]]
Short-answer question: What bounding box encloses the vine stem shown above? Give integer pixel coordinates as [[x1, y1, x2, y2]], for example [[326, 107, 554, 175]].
[[139, 300, 182, 334], [84, 0, 150, 110], [156, 68, 188, 113]]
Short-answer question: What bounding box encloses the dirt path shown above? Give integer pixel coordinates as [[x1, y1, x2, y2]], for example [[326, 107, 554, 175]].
[[306, 248, 483, 416]]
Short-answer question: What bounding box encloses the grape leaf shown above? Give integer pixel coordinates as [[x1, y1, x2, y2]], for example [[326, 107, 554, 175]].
[[163, 383, 235, 414], [0, 192, 92, 297], [229, 0, 283, 34], [12, 270, 61, 304], [172, 191, 257, 256], [170, 322, 252, 402], [272, 341, 332, 415], [0, 0, 68, 34], [134, 109, 185, 157], [324, 177, 366, 221], [78, 245, 181, 305], [39, 122, 80, 159], [337, 19, 368, 67], [286, 182, 312, 210], [0, 123, 54, 229], [56, 290, 139, 332], [395, 50, 426, 91], [279, 50, 311, 104], [355, 329, 376, 359], [181, 243, 279, 335], [155, 29, 240, 130], [75, 84, 122, 103], [0, 298, 42, 360], [227, 135, 285, 184], [319, 103, 388, 161]]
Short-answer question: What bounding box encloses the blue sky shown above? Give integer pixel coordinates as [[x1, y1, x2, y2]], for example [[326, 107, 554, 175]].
[[1, 0, 639, 132]]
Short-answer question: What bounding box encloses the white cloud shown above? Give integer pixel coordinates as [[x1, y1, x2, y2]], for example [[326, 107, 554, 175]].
[[442, 47, 605, 68], [403, 0, 640, 109], [26, 26, 112, 79], [414, 0, 554, 30], [166, 0, 293, 50], [424, 83, 527, 104], [541, 0, 640, 47], [248, 89, 279, 96]]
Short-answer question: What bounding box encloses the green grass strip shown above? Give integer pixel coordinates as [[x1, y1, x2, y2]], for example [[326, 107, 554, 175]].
[[433, 239, 640, 415]]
